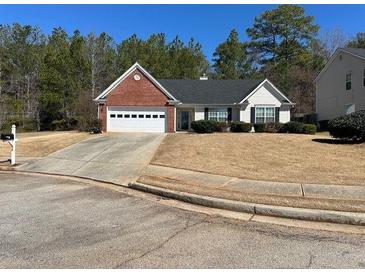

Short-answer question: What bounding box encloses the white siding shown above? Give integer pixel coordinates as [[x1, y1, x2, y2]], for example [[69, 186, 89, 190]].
[[279, 105, 291, 123], [240, 83, 290, 123], [178, 82, 291, 124], [316, 51, 365, 121], [193, 106, 240, 121]]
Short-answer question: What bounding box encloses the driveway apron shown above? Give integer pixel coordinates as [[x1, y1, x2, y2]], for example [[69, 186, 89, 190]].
[[18, 133, 165, 186]]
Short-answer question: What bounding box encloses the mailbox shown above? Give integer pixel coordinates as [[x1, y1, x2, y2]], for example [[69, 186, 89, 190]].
[[0, 133, 14, 141]]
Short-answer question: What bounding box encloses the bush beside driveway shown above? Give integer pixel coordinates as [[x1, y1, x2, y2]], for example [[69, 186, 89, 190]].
[[151, 133, 365, 186]]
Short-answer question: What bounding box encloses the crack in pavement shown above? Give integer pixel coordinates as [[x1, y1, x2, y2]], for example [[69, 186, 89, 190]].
[[114, 215, 208, 268], [307, 254, 315, 268]]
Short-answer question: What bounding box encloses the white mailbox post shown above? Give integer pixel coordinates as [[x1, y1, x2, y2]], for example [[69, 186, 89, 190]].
[[1, 125, 17, 165], [10, 124, 16, 165]]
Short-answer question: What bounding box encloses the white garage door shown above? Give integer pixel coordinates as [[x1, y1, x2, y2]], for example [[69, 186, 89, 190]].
[[107, 107, 166, 132]]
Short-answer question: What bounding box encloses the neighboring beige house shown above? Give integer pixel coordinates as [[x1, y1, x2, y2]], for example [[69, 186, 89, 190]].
[[315, 48, 365, 126]]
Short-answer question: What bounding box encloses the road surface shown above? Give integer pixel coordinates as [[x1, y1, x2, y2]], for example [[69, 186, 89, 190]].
[[1, 173, 365, 268]]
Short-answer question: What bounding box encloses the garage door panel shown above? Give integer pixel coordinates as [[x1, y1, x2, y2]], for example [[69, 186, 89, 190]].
[[107, 107, 166, 132]]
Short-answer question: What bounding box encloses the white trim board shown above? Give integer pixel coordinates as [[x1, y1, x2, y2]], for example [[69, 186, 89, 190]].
[[239, 79, 294, 105], [94, 62, 179, 102]]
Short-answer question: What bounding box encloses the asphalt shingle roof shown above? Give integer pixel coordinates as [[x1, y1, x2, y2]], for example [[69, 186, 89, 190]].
[[157, 79, 263, 104], [343, 47, 365, 59]]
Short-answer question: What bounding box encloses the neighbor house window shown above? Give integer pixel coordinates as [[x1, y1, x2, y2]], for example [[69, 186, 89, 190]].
[[208, 108, 228, 122], [255, 106, 275, 123], [345, 104, 355, 115], [346, 73, 352, 90]]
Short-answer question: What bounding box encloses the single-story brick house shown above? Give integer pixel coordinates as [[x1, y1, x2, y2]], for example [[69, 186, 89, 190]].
[[94, 62, 294, 133]]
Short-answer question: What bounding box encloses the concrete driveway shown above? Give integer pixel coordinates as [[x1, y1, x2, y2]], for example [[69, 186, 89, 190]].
[[18, 133, 165, 185], [2, 172, 365, 268]]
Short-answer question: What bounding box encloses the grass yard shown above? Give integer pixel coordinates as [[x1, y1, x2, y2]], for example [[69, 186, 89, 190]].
[[152, 133, 365, 186], [0, 131, 91, 157]]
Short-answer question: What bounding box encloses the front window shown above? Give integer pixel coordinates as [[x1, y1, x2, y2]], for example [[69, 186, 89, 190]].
[[346, 73, 352, 90], [208, 108, 228, 122], [345, 104, 355, 115], [255, 106, 275, 123]]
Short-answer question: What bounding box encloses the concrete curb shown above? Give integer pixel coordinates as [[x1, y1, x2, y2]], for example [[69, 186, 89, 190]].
[[0, 168, 125, 188], [129, 181, 365, 226]]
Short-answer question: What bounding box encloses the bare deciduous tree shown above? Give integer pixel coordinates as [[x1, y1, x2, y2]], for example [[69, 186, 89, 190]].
[[320, 27, 349, 60]]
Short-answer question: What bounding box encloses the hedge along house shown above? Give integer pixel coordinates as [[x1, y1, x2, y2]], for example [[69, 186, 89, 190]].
[[94, 63, 294, 133]]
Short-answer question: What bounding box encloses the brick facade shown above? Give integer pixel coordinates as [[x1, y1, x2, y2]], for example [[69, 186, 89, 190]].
[[166, 105, 175, 133], [97, 68, 175, 133], [98, 103, 107, 132]]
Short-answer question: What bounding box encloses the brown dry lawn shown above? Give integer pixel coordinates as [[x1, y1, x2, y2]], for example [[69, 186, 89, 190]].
[[152, 133, 365, 186], [0, 131, 90, 157]]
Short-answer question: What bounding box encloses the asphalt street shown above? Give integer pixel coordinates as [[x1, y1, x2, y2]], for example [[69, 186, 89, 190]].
[[1, 173, 365, 268]]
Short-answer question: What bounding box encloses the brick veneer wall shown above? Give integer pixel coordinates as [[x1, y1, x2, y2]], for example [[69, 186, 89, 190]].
[[97, 68, 175, 132]]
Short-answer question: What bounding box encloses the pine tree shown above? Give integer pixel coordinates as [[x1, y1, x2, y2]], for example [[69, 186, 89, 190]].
[[213, 29, 251, 79]]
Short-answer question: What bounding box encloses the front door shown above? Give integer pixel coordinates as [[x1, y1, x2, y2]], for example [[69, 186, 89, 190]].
[[180, 111, 190, 130]]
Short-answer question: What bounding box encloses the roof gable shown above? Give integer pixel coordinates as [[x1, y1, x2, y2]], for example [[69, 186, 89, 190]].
[[94, 63, 292, 105], [315, 48, 365, 82], [239, 79, 293, 105], [94, 62, 178, 102]]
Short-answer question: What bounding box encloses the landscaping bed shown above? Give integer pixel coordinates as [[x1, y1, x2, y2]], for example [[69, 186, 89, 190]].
[[152, 133, 365, 186]]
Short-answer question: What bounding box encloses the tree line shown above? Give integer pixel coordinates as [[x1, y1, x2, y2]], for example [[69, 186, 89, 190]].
[[0, 4, 364, 132]]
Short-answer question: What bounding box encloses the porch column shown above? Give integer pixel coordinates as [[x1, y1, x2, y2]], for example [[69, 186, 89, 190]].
[[167, 105, 175, 133]]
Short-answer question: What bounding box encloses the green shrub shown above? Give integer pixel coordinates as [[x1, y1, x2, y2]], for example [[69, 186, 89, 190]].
[[303, 113, 317, 124], [1, 119, 19, 131], [88, 119, 102, 134], [318, 120, 329, 131], [303, 124, 317, 135], [51, 118, 78, 131], [22, 118, 38, 131], [216, 122, 229, 132], [191, 120, 219, 133], [230, 122, 251, 133], [51, 119, 67, 131], [266, 122, 284, 133], [328, 110, 365, 140], [283, 121, 304, 134], [254, 123, 267, 133], [0, 121, 13, 131]]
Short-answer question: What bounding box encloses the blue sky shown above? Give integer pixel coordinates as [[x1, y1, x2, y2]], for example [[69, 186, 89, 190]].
[[1, 4, 365, 61]]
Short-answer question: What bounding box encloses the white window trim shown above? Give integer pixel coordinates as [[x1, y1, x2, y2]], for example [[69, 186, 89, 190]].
[[208, 107, 228, 122], [255, 106, 276, 124]]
